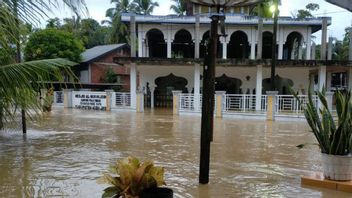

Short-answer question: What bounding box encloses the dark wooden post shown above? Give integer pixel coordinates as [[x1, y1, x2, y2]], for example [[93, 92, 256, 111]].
[[199, 14, 219, 184]]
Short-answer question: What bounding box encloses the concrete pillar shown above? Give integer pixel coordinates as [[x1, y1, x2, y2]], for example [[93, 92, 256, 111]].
[[255, 65, 263, 111], [326, 72, 332, 91], [194, 64, 201, 111], [172, 90, 182, 115], [250, 43, 256, 60], [306, 27, 312, 60], [256, 18, 263, 59], [167, 39, 172, 58], [349, 28, 352, 61], [150, 85, 155, 108], [130, 15, 136, 58], [105, 90, 112, 111], [318, 65, 327, 91], [326, 91, 334, 111], [298, 43, 303, 60], [136, 91, 144, 113], [250, 28, 256, 60], [321, 18, 328, 60], [266, 91, 278, 121], [195, 14, 200, 58], [278, 42, 284, 60], [328, 37, 333, 60], [130, 63, 137, 109], [220, 37, 228, 59], [215, 91, 226, 118], [167, 25, 172, 58], [312, 42, 316, 60], [138, 26, 143, 57], [63, 89, 73, 108]]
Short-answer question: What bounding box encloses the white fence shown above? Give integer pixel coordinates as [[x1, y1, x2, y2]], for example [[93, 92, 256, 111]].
[[224, 94, 267, 112], [275, 95, 318, 114], [178, 93, 320, 116], [179, 94, 202, 112]]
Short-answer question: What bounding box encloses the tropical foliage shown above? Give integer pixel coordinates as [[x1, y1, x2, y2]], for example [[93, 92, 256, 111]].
[[292, 3, 320, 20], [170, 0, 187, 16], [98, 156, 165, 198], [296, 89, 352, 155], [24, 28, 85, 62], [0, 0, 86, 129], [132, 0, 159, 15]]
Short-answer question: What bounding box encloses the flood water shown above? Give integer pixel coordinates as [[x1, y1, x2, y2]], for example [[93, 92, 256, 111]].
[[0, 108, 350, 198]]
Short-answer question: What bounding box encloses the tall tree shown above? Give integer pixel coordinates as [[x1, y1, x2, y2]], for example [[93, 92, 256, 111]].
[[293, 3, 320, 19], [133, 0, 159, 15], [102, 0, 135, 43], [170, 0, 187, 16]]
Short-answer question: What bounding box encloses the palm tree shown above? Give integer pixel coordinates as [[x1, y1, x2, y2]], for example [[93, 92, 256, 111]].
[[132, 0, 159, 15], [250, 0, 280, 18], [102, 0, 134, 43], [170, 0, 187, 16], [0, 0, 86, 130]]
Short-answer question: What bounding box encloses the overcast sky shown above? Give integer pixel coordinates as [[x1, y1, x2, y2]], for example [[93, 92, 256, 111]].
[[54, 0, 352, 42]]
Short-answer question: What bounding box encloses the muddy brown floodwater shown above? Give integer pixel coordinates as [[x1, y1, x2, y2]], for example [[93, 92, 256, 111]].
[[0, 108, 351, 197]]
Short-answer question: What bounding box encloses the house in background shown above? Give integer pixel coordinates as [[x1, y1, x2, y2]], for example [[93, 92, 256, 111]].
[[114, 2, 352, 111], [77, 43, 131, 91]]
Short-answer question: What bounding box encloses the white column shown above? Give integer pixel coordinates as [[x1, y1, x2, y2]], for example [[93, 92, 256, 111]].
[[167, 39, 172, 58], [257, 18, 263, 59], [318, 65, 327, 91], [328, 37, 333, 60], [195, 14, 200, 58], [130, 64, 137, 109], [130, 15, 136, 58], [194, 64, 201, 111], [321, 17, 328, 60], [326, 72, 332, 91], [150, 85, 155, 108], [221, 37, 228, 59], [298, 42, 303, 60], [255, 65, 263, 111], [138, 26, 143, 57], [306, 27, 312, 60], [278, 42, 284, 60], [250, 27, 256, 60], [311, 42, 316, 60]]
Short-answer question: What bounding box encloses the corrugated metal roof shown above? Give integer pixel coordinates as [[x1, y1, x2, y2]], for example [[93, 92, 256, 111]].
[[81, 43, 127, 63]]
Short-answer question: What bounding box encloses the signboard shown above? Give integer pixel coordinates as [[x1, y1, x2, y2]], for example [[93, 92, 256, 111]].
[[72, 91, 107, 111]]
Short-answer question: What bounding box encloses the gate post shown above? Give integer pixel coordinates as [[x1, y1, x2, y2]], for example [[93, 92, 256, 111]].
[[105, 90, 113, 111], [172, 90, 182, 115], [266, 91, 278, 121], [63, 89, 73, 108], [215, 91, 226, 118], [136, 91, 144, 113]]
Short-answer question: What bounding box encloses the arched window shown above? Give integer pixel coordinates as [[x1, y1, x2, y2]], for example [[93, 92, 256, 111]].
[[146, 29, 166, 58]]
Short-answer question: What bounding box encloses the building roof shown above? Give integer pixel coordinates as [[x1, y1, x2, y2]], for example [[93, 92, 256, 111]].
[[121, 13, 331, 33], [81, 44, 128, 63], [326, 0, 352, 12]]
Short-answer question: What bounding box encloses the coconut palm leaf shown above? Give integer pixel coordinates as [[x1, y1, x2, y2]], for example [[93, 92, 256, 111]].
[[0, 58, 77, 125]]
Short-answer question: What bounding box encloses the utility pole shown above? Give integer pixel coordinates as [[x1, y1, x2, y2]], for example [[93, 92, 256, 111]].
[[199, 12, 220, 184]]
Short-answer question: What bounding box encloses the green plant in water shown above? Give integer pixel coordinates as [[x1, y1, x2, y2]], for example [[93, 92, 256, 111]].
[[295, 89, 352, 155], [98, 156, 165, 198]]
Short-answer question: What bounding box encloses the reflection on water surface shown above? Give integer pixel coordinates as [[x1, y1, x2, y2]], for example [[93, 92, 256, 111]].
[[0, 108, 350, 197]]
